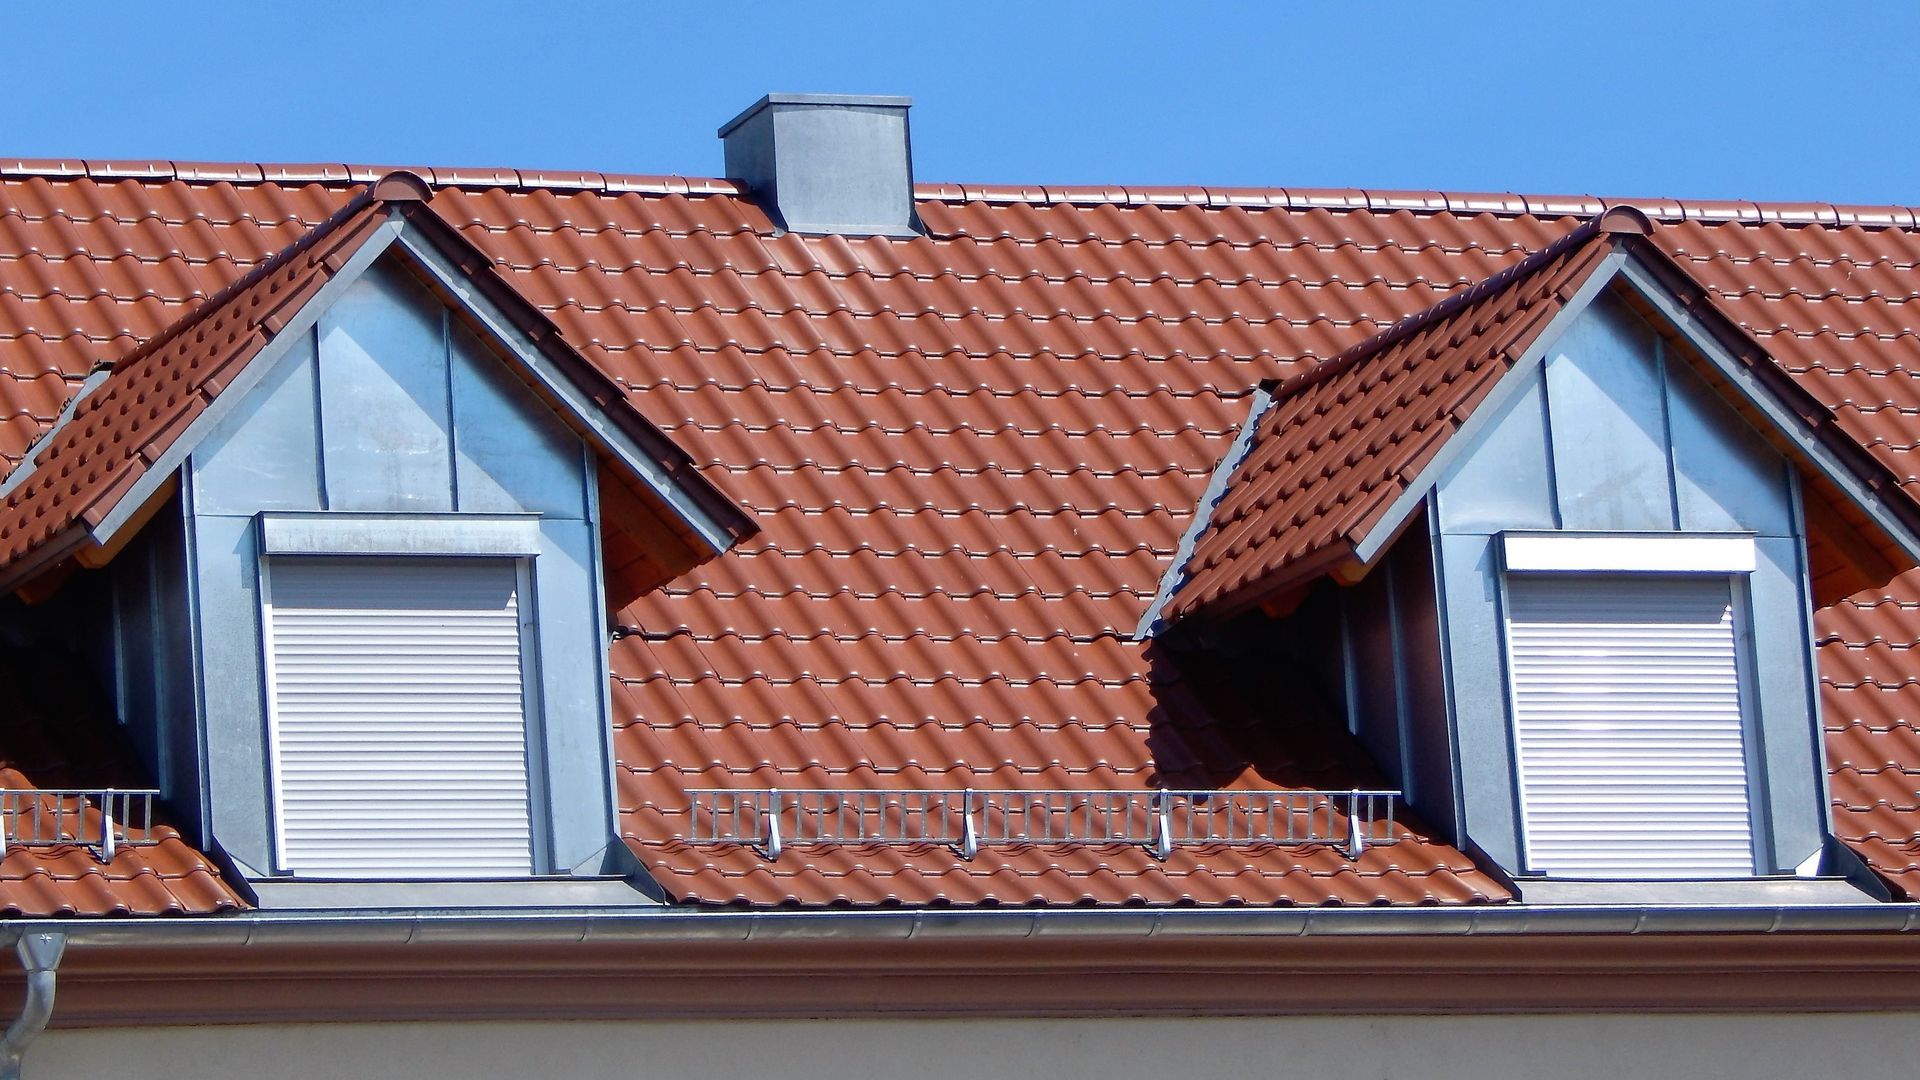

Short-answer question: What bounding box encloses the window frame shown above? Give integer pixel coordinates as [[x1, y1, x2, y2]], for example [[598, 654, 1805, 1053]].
[[1495, 531, 1770, 879]]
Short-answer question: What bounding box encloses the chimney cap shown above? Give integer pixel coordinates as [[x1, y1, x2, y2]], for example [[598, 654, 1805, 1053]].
[[718, 93, 914, 139]]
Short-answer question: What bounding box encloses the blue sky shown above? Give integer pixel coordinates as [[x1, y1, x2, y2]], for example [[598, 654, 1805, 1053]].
[[5, 1, 1916, 205]]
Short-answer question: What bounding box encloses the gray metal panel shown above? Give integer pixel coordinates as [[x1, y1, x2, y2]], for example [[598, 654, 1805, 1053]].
[[1543, 292, 1678, 531], [316, 261, 455, 512], [1665, 353, 1795, 536], [530, 518, 617, 872], [1340, 567, 1405, 783], [448, 319, 590, 520], [109, 521, 161, 772], [1436, 367, 1558, 534], [190, 512, 276, 872], [1433, 530, 1524, 871], [189, 328, 323, 514], [1388, 525, 1458, 839], [106, 499, 203, 829], [1749, 536, 1827, 872], [720, 95, 917, 237], [258, 513, 542, 557], [149, 502, 202, 836]]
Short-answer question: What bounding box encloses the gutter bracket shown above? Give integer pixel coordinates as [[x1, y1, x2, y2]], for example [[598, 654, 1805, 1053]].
[[0, 931, 66, 1080]]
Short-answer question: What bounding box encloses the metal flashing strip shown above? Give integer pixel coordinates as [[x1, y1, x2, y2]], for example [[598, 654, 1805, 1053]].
[[13, 902, 1920, 949], [1500, 532, 1758, 574], [0, 369, 110, 501], [1134, 386, 1273, 638], [258, 512, 542, 558]]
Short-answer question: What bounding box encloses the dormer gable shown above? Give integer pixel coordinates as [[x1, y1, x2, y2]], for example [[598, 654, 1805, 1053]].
[[1156, 209, 1920, 899], [0, 175, 752, 902]]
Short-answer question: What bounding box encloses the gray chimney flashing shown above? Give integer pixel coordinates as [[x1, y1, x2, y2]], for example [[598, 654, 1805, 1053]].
[[719, 93, 920, 238], [717, 93, 915, 139]]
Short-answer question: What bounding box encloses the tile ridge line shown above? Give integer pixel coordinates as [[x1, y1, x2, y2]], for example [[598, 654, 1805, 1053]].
[[0, 159, 1915, 227], [912, 183, 1920, 227]]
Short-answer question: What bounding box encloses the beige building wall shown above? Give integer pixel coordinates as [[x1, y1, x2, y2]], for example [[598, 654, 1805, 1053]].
[[31, 1013, 1912, 1080]]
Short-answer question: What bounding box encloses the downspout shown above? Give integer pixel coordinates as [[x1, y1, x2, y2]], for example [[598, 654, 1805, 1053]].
[[0, 933, 65, 1080]]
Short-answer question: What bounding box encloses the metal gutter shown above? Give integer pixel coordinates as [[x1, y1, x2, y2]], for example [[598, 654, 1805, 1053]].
[[11, 903, 1920, 949]]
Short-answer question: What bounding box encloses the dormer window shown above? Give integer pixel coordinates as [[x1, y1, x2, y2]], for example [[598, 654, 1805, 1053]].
[[0, 177, 752, 903], [1160, 209, 1920, 899]]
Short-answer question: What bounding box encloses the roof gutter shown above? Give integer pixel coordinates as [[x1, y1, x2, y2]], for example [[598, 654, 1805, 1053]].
[[12, 902, 1920, 948]]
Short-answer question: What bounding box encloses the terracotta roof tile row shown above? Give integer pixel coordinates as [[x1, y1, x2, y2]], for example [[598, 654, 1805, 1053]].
[[6, 165, 1920, 908]]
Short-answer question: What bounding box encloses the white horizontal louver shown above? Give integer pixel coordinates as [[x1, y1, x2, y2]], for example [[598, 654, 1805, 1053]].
[[264, 557, 534, 877], [1505, 575, 1753, 878]]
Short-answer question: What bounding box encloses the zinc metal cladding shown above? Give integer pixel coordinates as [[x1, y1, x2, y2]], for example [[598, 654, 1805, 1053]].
[[0, 163, 1917, 909]]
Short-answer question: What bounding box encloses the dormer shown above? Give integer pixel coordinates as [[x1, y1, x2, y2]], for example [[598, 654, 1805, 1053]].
[[1157, 208, 1920, 901], [0, 174, 753, 904]]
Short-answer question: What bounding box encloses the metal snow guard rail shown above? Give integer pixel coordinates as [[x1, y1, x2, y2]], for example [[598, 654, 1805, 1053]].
[[0, 789, 160, 862], [687, 788, 1399, 860]]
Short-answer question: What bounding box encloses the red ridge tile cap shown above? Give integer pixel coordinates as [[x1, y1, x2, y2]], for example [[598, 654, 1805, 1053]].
[[370, 170, 432, 203]]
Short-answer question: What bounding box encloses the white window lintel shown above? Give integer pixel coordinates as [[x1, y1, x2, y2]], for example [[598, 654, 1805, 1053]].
[[258, 511, 542, 558], [1500, 532, 1756, 575]]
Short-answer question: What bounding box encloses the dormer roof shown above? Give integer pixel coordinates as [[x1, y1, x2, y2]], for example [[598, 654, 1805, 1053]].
[[1165, 209, 1920, 623]]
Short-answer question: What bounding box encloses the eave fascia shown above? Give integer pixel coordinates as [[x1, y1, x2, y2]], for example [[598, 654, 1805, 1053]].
[[19, 904, 1920, 1025]]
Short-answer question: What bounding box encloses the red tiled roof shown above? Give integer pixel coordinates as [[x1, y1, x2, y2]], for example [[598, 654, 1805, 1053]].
[[1167, 208, 1920, 623], [0, 173, 753, 594], [4, 162, 1920, 907]]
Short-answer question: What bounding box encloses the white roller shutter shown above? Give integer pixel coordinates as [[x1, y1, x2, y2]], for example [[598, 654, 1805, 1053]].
[[263, 556, 535, 877], [1504, 574, 1754, 878]]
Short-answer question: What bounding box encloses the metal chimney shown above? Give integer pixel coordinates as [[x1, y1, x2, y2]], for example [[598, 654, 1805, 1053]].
[[719, 94, 919, 237]]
